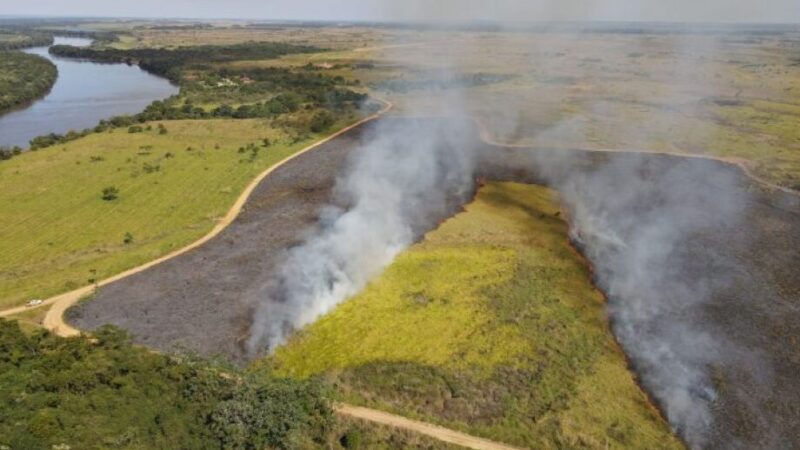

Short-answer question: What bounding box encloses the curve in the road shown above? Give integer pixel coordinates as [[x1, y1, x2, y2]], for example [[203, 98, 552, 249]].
[[334, 404, 525, 450], [475, 120, 800, 198], [0, 100, 392, 330]]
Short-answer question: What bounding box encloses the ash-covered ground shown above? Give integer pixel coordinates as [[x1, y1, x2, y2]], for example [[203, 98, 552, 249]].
[[70, 118, 800, 449]]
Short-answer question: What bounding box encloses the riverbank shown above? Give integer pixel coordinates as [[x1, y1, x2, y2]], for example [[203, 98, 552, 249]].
[[0, 51, 57, 120], [0, 37, 178, 149]]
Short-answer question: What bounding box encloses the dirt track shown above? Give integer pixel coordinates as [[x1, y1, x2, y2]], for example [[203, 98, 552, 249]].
[[57, 117, 800, 448], [334, 404, 524, 450]]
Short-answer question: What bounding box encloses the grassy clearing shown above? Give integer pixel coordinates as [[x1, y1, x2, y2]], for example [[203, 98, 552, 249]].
[[0, 115, 363, 310], [272, 182, 683, 449]]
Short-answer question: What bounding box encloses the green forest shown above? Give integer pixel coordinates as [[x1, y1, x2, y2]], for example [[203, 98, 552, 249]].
[[0, 320, 333, 450], [0, 51, 57, 116], [0, 31, 53, 50]]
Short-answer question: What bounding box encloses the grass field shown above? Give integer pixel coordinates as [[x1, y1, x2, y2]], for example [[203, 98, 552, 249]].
[[0, 114, 363, 310], [272, 182, 684, 449]]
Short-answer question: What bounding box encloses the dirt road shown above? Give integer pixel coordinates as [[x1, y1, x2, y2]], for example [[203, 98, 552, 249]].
[[20, 101, 393, 338], [334, 404, 524, 450]]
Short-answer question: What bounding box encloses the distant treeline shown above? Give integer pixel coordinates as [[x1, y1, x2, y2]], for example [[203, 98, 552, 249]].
[[0, 31, 53, 50], [0, 51, 58, 115], [50, 41, 324, 82], [1, 64, 368, 159], [374, 73, 515, 93]]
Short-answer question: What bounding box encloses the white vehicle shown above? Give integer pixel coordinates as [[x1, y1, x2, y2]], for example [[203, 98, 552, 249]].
[[26, 299, 43, 307]]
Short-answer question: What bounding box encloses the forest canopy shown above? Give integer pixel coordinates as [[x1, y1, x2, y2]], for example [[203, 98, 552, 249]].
[[0, 51, 57, 115], [0, 320, 332, 450]]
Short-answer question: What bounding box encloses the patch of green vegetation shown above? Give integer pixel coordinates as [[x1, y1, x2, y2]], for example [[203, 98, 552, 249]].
[[273, 182, 683, 449], [711, 102, 800, 189], [0, 319, 332, 450], [0, 116, 365, 310], [0, 51, 57, 118], [0, 31, 52, 50], [373, 72, 515, 93]]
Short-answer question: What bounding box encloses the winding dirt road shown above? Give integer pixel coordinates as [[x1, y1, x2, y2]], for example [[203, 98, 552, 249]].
[[0, 101, 392, 332], [474, 120, 800, 199], [335, 404, 524, 450]]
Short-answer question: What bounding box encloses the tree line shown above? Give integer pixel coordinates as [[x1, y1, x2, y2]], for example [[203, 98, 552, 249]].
[[49, 41, 324, 83], [0, 31, 53, 50]]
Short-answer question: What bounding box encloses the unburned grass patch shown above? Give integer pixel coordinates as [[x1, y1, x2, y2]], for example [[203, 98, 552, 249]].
[[272, 182, 684, 449]]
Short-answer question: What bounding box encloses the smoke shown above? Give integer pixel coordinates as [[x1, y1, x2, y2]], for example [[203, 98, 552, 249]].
[[242, 12, 779, 448], [495, 28, 758, 447], [547, 152, 748, 447], [247, 117, 479, 353]]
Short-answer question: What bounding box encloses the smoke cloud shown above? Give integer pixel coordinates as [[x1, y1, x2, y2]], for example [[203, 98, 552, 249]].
[[247, 117, 479, 353], [244, 12, 784, 448], [545, 152, 749, 447]]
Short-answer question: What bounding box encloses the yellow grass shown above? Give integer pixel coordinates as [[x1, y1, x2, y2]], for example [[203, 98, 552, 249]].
[[273, 181, 684, 449]]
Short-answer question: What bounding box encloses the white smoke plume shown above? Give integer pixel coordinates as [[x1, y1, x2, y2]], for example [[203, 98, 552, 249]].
[[247, 118, 479, 353], [548, 153, 748, 447]]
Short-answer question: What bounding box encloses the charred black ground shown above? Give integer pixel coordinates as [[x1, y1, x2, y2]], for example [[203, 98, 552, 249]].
[[70, 118, 800, 449]]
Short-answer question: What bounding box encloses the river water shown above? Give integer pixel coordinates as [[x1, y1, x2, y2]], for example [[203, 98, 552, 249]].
[[0, 37, 178, 148]]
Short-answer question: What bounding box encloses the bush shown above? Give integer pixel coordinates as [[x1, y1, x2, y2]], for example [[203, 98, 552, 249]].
[[309, 110, 335, 133], [101, 186, 119, 201], [340, 430, 363, 449]]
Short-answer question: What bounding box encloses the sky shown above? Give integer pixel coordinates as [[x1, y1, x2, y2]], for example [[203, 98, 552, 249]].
[[1, 0, 799, 24]]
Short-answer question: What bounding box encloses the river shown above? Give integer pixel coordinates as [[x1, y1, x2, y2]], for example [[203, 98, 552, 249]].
[[0, 37, 178, 148]]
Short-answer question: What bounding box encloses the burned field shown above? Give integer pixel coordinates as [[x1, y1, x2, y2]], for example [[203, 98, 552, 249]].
[[69, 118, 800, 448], [69, 118, 482, 362]]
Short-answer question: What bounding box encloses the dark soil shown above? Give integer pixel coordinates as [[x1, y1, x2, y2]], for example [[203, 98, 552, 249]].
[[70, 118, 800, 449]]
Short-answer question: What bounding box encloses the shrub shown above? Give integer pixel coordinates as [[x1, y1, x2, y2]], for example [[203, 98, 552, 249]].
[[340, 430, 363, 449], [101, 186, 119, 201], [309, 111, 335, 133]]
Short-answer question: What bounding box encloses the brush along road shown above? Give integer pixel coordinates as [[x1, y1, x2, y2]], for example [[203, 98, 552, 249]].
[[38, 117, 800, 448]]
